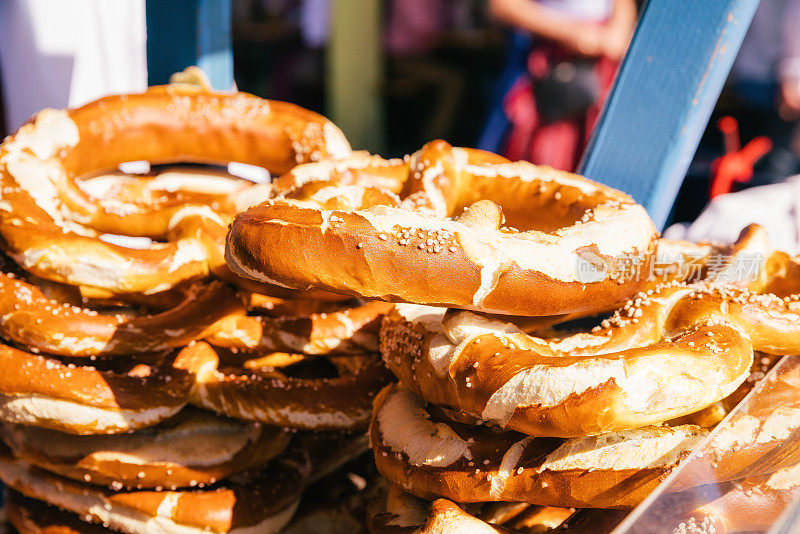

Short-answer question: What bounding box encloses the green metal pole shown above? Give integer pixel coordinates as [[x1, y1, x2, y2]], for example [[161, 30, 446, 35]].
[[328, 0, 385, 153]]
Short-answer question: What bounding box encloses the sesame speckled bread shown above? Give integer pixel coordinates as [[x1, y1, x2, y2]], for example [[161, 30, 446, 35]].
[[179, 341, 392, 431], [0, 85, 350, 295], [379, 290, 757, 437], [206, 299, 392, 356], [0, 336, 393, 435], [0, 271, 240, 358], [0, 347, 194, 435], [226, 140, 658, 317], [0, 446, 308, 534], [370, 384, 705, 509], [0, 408, 291, 490]]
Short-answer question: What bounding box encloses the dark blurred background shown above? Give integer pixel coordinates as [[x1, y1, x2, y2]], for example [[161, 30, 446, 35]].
[[232, 0, 505, 157]]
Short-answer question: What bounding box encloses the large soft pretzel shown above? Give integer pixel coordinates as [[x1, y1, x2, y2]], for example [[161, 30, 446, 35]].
[[0, 336, 392, 434], [380, 292, 756, 437], [0, 408, 290, 490], [178, 341, 392, 431], [0, 447, 308, 534], [668, 468, 800, 534], [0, 270, 240, 357], [0, 85, 350, 294], [227, 140, 658, 316], [0, 346, 194, 435], [370, 384, 705, 509]]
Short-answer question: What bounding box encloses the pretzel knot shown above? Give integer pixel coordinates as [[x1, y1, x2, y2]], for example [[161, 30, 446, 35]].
[[227, 139, 658, 317], [381, 267, 800, 438], [0, 86, 351, 295]]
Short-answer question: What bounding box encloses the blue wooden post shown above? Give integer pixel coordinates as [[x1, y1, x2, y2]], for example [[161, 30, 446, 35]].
[[579, 0, 760, 230], [145, 0, 233, 90]]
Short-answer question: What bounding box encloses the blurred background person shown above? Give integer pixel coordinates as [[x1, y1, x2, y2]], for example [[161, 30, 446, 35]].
[[479, 0, 636, 171]]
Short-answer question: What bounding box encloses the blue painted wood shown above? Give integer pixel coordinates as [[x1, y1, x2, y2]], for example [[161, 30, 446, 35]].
[[579, 0, 760, 229], [145, 0, 233, 90]]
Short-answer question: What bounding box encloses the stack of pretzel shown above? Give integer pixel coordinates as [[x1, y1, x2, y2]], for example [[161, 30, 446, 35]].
[[226, 140, 800, 533], [0, 83, 395, 533], [3, 80, 800, 533]]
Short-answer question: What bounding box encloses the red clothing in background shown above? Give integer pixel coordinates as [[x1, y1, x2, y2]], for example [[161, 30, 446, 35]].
[[502, 47, 618, 171]]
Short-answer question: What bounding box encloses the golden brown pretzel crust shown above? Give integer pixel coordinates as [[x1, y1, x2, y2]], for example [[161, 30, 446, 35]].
[[0, 410, 291, 490], [0, 306, 392, 434], [6, 490, 111, 534], [380, 295, 754, 437], [178, 341, 392, 431], [367, 485, 625, 534], [206, 300, 392, 355], [0, 446, 308, 533], [370, 384, 703, 509], [227, 140, 658, 317], [0, 85, 350, 294], [0, 347, 194, 434], [0, 272, 241, 357]]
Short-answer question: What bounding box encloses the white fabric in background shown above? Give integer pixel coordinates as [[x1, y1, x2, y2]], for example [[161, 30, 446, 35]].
[[663, 176, 800, 254], [0, 0, 147, 131]]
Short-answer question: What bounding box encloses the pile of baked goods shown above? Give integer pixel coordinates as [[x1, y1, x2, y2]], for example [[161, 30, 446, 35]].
[[227, 141, 800, 532], [1, 80, 800, 533], [0, 84, 392, 533]]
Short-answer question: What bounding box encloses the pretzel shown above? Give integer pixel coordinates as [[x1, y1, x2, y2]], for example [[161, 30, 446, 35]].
[[0, 408, 291, 490], [0, 447, 308, 534], [0, 85, 350, 294], [381, 233, 800, 436], [0, 345, 195, 435], [6, 490, 110, 534], [380, 292, 757, 437], [368, 484, 587, 534], [669, 356, 800, 491], [370, 384, 708, 509], [206, 300, 392, 355], [178, 341, 392, 430], [242, 291, 356, 316], [669, 468, 800, 534], [0, 331, 392, 435], [272, 151, 409, 194], [227, 140, 658, 317], [0, 270, 240, 357], [75, 165, 254, 238], [511, 224, 789, 335]]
